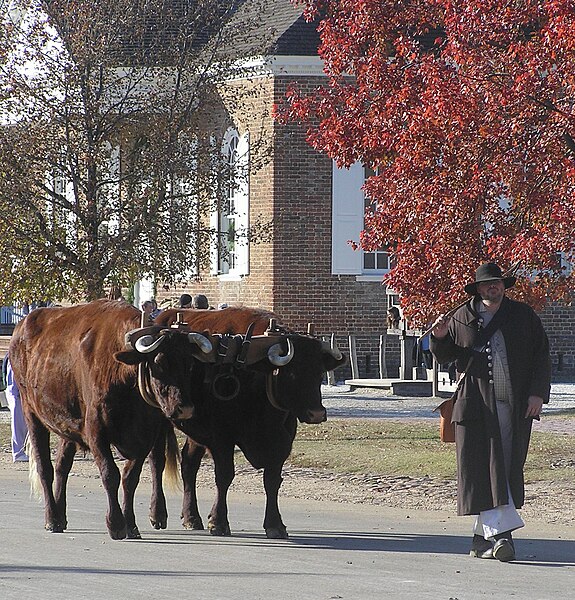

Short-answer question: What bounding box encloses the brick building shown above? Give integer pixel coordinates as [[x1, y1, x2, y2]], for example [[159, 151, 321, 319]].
[[139, 0, 402, 380], [132, 1, 574, 381]]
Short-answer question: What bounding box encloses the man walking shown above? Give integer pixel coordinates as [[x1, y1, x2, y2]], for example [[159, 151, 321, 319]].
[[430, 263, 551, 562]]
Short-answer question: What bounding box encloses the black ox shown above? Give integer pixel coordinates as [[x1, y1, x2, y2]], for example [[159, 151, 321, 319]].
[[154, 306, 347, 538]]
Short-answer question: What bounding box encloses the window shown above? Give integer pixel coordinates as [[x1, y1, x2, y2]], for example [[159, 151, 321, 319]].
[[387, 293, 400, 311], [362, 166, 390, 274], [211, 127, 249, 277], [552, 252, 572, 275]]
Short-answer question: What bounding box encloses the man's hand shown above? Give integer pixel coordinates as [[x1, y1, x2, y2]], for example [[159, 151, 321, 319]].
[[525, 395, 544, 418], [431, 314, 451, 339]]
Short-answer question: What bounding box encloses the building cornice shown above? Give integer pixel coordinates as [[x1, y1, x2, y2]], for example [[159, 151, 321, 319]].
[[234, 55, 326, 79]]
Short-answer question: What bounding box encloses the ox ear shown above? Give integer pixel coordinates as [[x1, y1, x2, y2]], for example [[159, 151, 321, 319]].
[[323, 352, 347, 373], [114, 350, 144, 365]]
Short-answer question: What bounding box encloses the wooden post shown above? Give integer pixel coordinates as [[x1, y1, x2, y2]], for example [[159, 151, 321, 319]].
[[432, 356, 439, 397], [348, 334, 359, 379], [379, 333, 388, 378], [399, 327, 416, 380], [326, 333, 336, 385]]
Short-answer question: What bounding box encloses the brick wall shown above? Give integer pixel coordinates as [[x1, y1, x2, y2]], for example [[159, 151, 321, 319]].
[[540, 303, 575, 379], [156, 70, 575, 383]]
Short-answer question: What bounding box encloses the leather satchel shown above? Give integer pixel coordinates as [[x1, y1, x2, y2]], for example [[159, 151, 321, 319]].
[[437, 396, 455, 442]]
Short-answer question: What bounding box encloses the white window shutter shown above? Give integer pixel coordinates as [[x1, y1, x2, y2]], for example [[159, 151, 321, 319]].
[[233, 131, 250, 276], [331, 161, 364, 274]]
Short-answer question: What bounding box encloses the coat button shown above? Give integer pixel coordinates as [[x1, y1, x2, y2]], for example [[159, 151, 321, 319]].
[[488, 363, 493, 368], [489, 379, 494, 384]]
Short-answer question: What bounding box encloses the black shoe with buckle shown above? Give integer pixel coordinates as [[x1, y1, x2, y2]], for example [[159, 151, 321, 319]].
[[470, 535, 494, 559], [493, 532, 515, 562]]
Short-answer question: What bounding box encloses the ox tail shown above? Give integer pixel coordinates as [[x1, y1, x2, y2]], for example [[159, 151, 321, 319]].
[[163, 424, 181, 493], [26, 436, 43, 500]]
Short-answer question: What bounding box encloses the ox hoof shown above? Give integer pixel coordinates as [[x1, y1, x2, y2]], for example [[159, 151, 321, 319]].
[[127, 526, 142, 539], [150, 518, 167, 530], [265, 526, 289, 540], [45, 522, 65, 533], [208, 523, 232, 537], [182, 518, 204, 531], [109, 526, 127, 540]]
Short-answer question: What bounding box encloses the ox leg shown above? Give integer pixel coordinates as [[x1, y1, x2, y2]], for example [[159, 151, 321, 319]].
[[53, 438, 77, 532], [121, 458, 145, 539], [207, 447, 234, 536], [27, 415, 65, 533], [263, 465, 288, 539], [90, 441, 127, 540], [148, 427, 169, 530], [180, 437, 206, 530]]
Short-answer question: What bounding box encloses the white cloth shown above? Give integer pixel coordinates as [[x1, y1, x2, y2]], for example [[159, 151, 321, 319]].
[[5, 360, 29, 462], [473, 484, 525, 539]]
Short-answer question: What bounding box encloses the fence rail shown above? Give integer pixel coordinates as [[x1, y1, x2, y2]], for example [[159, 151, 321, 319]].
[[0, 306, 26, 325], [321, 330, 432, 382]]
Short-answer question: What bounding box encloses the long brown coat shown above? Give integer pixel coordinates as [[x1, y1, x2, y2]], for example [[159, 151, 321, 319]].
[[430, 296, 551, 515]]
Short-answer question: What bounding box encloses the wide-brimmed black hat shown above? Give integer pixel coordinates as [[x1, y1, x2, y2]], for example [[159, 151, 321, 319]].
[[464, 262, 516, 295]]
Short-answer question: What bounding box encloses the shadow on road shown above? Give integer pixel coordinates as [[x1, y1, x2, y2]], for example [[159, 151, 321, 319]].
[[63, 526, 575, 567]]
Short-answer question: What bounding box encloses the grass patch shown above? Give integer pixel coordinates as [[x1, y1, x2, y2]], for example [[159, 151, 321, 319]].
[[2, 416, 574, 484], [289, 418, 575, 483], [291, 420, 457, 479]]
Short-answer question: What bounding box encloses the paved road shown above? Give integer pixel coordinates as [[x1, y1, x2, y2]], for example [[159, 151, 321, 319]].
[[1, 383, 574, 599], [1, 463, 574, 600], [322, 383, 575, 428]]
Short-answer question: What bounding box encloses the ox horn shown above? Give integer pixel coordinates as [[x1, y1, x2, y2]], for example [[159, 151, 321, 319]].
[[268, 338, 294, 367], [135, 334, 166, 354], [187, 332, 213, 354], [321, 340, 343, 361], [138, 363, 160, 409]]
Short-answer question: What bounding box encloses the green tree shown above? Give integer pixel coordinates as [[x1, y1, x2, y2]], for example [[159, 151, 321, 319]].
[[0, 0, 271, 302]]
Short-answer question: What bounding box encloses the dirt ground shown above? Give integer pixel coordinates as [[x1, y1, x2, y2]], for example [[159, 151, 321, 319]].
[[2, 423, 574, 530]]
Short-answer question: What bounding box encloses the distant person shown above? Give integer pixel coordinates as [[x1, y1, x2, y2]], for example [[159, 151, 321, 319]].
[[141, 300, 160, 323], [218, 303, 229, 310], [192, 294, 209, 309], [3, 356, 29, 462], [386, 306, 401, 329], [150, 299, 161, 319], [179, 293, 193, 308], [414, 333, 433, 370]]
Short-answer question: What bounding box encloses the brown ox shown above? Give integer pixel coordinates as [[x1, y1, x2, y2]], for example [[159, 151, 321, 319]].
[[9, 299, 213, 539], [154, 306, 346, 538]]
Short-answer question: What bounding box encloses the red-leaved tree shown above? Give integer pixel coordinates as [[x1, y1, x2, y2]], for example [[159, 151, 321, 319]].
[[275, 0, 575, 324]]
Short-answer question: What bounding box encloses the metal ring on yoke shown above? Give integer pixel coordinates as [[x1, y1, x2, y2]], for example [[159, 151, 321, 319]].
[[211, 371, 241, 401]]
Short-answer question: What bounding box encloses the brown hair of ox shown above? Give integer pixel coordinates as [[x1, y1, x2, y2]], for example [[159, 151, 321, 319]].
[[9, 299, 212, 540], [153, 306, 347, 539], [154, 305, 278, 335]]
